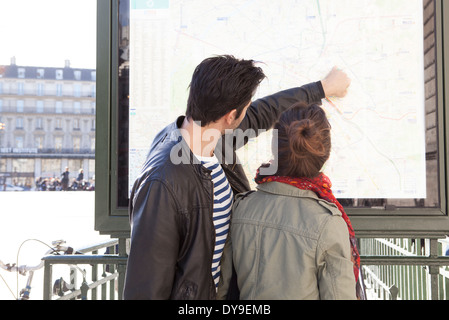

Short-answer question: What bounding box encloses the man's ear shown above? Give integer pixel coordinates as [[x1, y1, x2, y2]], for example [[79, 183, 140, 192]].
[[223, 109, 238, 126]]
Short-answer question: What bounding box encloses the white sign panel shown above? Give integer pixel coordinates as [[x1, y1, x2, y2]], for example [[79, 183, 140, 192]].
[[129, 0, 426, 199]]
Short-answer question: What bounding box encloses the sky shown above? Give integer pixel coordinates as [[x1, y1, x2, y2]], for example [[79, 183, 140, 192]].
[[0, 0, 97, 69]]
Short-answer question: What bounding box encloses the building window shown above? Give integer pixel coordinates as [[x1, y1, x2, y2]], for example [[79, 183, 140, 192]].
[[54, 136, 63, 151], [91, 71, 96, 81], [91, 84, 96, 98], [35, 136, 44, 149], [55, 101, 63, 114], [74, 101, 81, 114], [74, 70, 82, 81], [17, 100, 24, 113], [37, 83, 45, 96], [17, 82, 24, 95], [16, 118, 24, 129], [12, 159, 34, 173], [73, 136, 81, 152], [37, 69, 45, 79], [41, 159, 61, 177], [15, 136, 24, 148], [55, 118, 62, 130], [91, 119, 96, 131], [56, 70, 63, 80], [68, 159, 82, 174], [74, 84, 81, 97], [73, 83, 81, 98], [56, 84, 62, 97], [18, 68, 25, 79], [90, 136, 95, 151], [88, 159, 95, 179], [36, 118, 43, 129], [73, 119, 80, 130], [36, 100, 44, 113], [0, 158, 6, 172]]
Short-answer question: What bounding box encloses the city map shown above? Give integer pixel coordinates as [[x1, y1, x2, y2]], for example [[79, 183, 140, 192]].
[[129, 0, 426, 199]]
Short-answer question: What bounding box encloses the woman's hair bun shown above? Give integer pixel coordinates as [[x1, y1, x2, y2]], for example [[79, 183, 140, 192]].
[[274, 103, 331, 178], [291, 119, 312, 138], [288, 119, 322, 158]]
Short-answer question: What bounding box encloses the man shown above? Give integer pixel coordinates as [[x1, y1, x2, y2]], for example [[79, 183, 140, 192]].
[[61, 167, 70, 191], [76, 169, 84, 190], [123, 55, 350, 300]]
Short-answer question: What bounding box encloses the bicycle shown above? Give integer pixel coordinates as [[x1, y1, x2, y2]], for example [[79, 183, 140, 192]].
[[0, 239, 80, 300]]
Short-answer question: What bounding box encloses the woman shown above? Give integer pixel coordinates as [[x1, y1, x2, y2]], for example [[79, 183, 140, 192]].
[[219, 102, 364, 300]]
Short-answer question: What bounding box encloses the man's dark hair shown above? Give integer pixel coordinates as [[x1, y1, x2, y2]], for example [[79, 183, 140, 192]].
[[186, 55, 266, 126]]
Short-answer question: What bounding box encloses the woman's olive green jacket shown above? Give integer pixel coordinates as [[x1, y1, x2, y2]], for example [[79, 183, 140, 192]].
[[218, 182, 357, 300]]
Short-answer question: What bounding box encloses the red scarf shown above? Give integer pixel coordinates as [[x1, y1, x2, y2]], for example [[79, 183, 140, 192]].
[[255, 171, 362, 286]]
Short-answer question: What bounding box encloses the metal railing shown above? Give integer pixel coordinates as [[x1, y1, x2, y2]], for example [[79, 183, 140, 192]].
[[41, 236, 449, 300], [42, 238, 128, 300], [360, 237, 449, 300]]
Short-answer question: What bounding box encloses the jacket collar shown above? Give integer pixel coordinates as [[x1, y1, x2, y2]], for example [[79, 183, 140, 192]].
[[256, 182, 341, 215], [169, 116, 213, 178], [257, 181, 320, 200]]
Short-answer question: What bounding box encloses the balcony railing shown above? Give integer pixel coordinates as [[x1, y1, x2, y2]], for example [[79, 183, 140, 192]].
[[0, 148, 95, 155], [0, 90, 95, 99], [0, 105, 96, 116]]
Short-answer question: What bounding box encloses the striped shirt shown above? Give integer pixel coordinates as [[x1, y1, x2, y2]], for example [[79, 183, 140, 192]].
[[197, 154, 233, 290]]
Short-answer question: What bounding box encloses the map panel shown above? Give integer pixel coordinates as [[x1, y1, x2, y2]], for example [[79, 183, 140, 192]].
[[129, 0, 426, 199]]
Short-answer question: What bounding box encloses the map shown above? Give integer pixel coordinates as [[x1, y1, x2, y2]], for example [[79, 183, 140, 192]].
[[129, 0, 426, 199]]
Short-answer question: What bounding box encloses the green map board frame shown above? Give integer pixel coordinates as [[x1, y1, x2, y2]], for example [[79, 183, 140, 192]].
[[95, 0, 449, 238]]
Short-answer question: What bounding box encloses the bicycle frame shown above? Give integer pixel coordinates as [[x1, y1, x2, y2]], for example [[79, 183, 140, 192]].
[[0, 240, 73, 300]]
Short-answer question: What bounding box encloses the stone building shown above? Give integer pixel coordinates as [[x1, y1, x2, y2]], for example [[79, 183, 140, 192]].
[[0, 58, 95, 190]]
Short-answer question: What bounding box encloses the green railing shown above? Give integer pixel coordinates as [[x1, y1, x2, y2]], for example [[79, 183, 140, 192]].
[[42, 236, 449, 300], [42, 238, 127, 300], [360, 237, 449, 300]]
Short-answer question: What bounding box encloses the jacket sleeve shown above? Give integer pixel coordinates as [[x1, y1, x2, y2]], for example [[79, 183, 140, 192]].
[[235, 81, 325, 146], [123, 179, 180, 300], [316, 215, 357, 300]]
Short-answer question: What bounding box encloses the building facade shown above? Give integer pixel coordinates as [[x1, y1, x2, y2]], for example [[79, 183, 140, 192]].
[[0, 58, 95, 190]]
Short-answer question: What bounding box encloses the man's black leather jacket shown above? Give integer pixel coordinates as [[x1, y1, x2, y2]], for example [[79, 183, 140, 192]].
[[123, 82, 325, 300]]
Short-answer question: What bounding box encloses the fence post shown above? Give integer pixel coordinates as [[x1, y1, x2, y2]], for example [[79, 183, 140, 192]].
[[429, 239, 440, 300], [43, 260, 52, 300], [80, 275, 89, 300], [390, 285, 399, 300], [117, 237, 128, 300], [92, 250, 98, 300], [70, 266, 77, 299]]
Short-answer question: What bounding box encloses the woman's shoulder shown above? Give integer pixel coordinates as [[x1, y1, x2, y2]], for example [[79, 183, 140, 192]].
[[232, 186, 336, 233]]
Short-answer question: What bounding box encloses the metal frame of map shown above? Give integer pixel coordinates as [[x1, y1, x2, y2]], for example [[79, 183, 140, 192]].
[[95, 0, 449, 237]]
